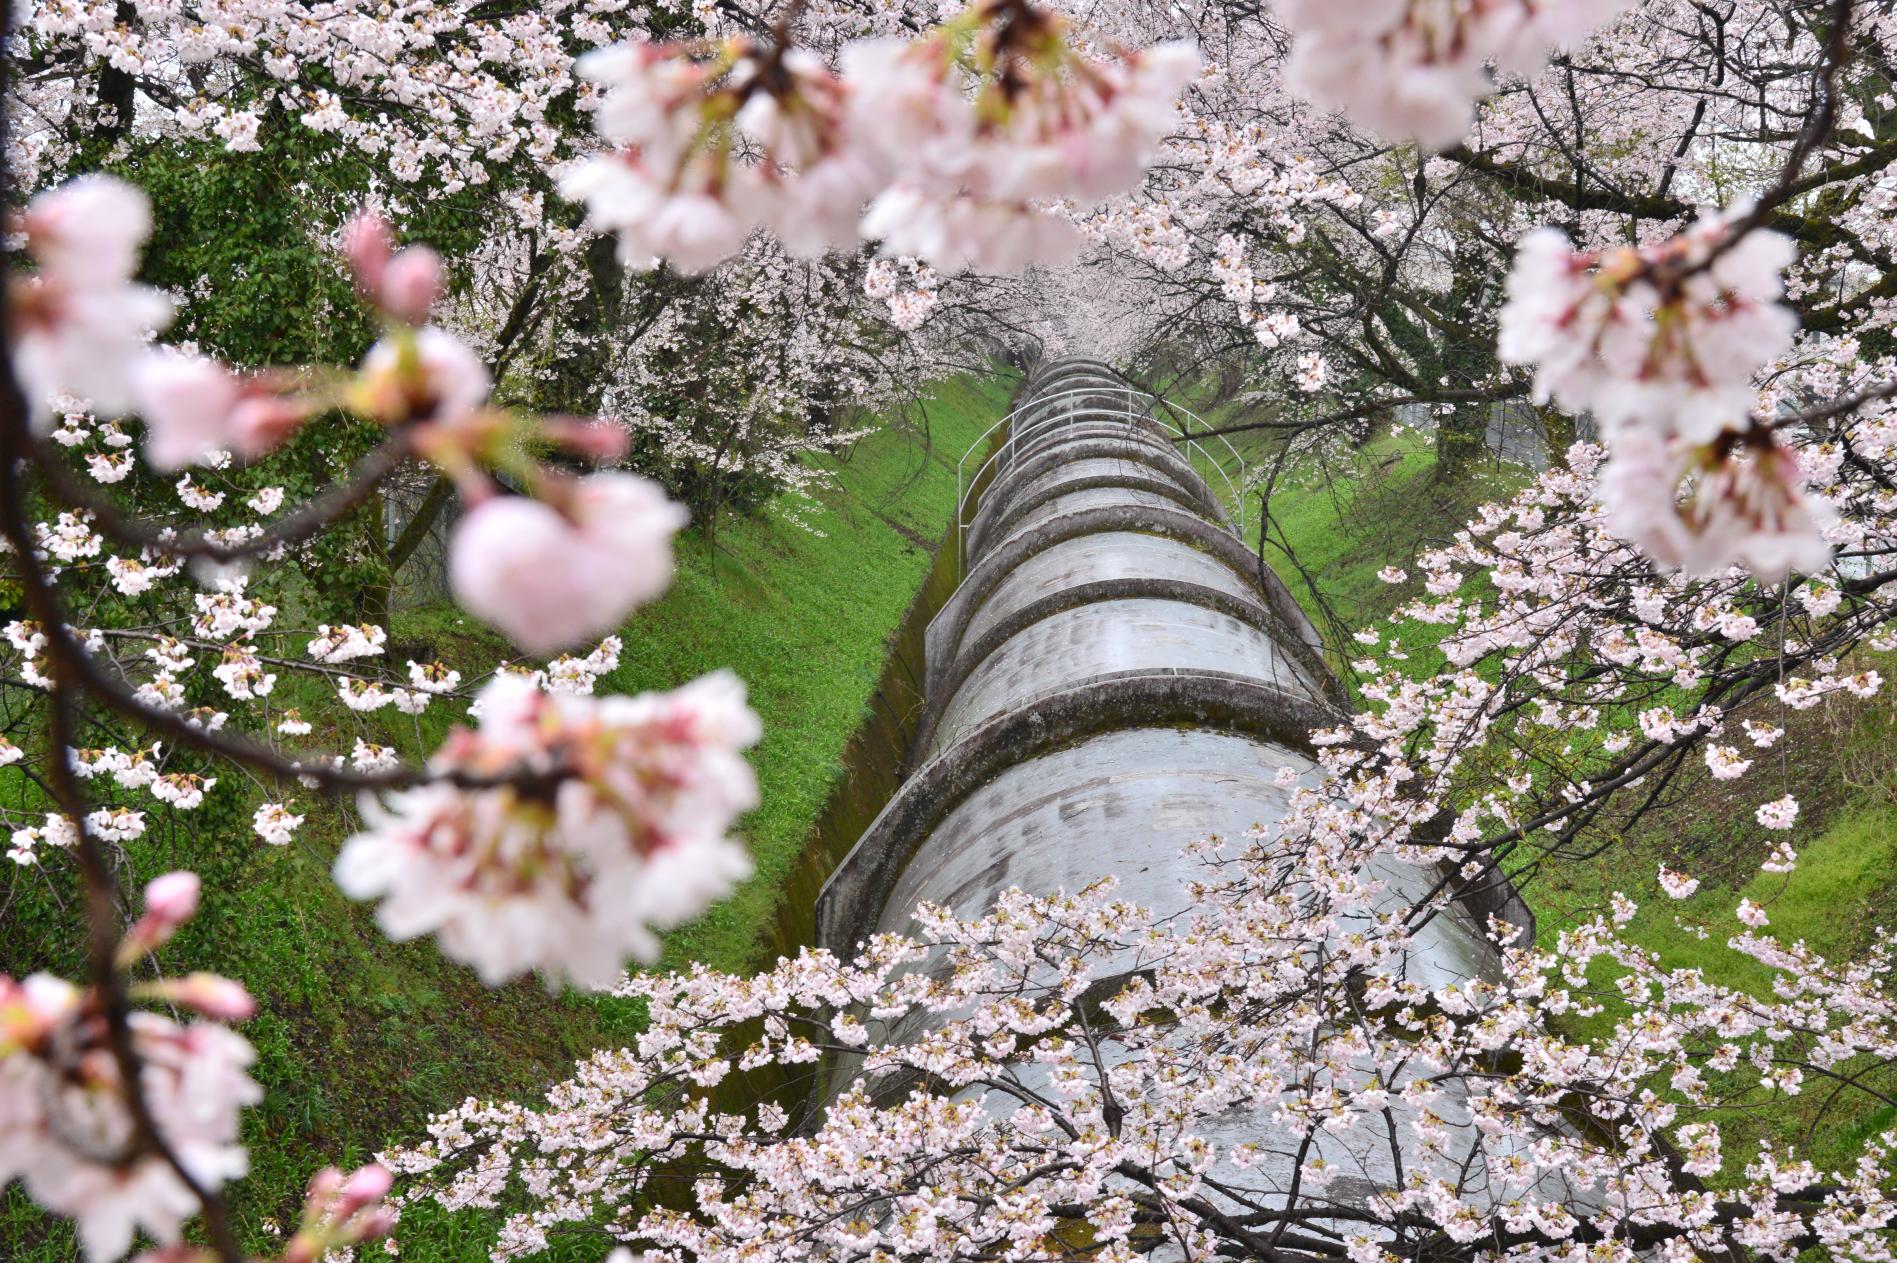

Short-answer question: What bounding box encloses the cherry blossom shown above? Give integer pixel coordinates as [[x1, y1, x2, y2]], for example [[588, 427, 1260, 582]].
[[1704, 745, 1753, 780], [305, 625, 386, 665], [407, 661, 462, 694], [342, 214, 446, 325], [563, 12, 1198, 276], [1756, 795, 1801, 831], [1498, 211, 1836, 578], [252, 803, 305, 847], [7, 177, 172, 425], [280, 1164, 396, 1263], [132, 353, 308, 473], [352, 326, 493, 428], [1277, 0, 1636, 149], [334, 673, 759, 986], [5, 1, 1897, 1258], [844, 22, 1197, 271], [0, 876, 259, 1262], [449, 474, 688, 655], [1657, 866, 1701, 899], [1498, 214, 1798, 443]]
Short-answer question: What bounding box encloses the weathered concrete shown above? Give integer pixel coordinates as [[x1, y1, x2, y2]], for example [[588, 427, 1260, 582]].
[[809, 360, 1559, 1231], [815, 358, 1497, 961], [929, 506, 1335, 703]]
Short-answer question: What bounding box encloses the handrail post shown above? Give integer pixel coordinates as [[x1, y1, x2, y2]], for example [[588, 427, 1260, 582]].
[[950, 374, 1255, 570]]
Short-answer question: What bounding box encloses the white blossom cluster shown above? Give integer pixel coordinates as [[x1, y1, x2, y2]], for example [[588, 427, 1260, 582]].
[[334, 672, 761, 987], [0, 875, 260, 1260]]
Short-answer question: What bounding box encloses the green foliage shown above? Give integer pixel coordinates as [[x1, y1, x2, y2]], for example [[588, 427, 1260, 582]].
[[77, 137, 411, 617], [120, 140, 375, 368]]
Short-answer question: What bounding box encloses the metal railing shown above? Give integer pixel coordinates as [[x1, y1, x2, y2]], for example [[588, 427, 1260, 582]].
[[952, 375, 1249, 573]]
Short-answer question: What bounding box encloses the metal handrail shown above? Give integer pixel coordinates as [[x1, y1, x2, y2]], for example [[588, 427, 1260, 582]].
[[952, 379, 1250, 573], [959, 390, 1247, 564], [968, 406, 1203, 525], [956, 386, 1241, 522]]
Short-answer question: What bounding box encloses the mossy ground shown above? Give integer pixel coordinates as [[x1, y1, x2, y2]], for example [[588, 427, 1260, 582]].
[[0, 372, 1015, 1261]]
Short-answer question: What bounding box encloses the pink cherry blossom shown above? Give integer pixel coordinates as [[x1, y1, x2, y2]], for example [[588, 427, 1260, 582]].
[[354, 326, 492, 425], [1657, 866, 1700, 899], [17, 176, 155, 289], [559, 154, 758, 275], [143, 973, 258, 1022], [1704, 744, 1753, 781], [0, 972, 259, 1261], [334, 673, 758, 986], [9, 171, 173, 426], [339, 214, 446, 324], [282, 1163, 396, 1263], [1676, 435, 1836, 581], [844, 29, 1197, 272], [377, 248, 444, 325], [6, 5, 1897, 1259], [1755, 794, 1800, 831], [1277, 0, 1635, 149], [559, 39, 769, 274], [1499, 213, 1799, 443], [562, 21, 1197, 277], [859, 187, 1081, 275], [341, 213, 396, 295], [131, 354, 241, 471], [574, 39, 714, 166], [143, 871, 200, 924], [450, 473, 687, 656]]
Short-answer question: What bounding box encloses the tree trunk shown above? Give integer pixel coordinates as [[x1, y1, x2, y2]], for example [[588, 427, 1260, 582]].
[[1434, 404, 1488, 480]]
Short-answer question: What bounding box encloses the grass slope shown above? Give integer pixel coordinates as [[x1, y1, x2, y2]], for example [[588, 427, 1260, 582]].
[[1524, 665, 1897, 1178], [1160, 375, 1525, 670], [0, 372, 1014, 1261], [1258, 411, 1897, 1178], [1252, 432, 1523, 636]]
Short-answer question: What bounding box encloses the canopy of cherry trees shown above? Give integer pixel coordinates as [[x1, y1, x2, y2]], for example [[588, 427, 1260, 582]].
[[4, 1, 1897, 1261]]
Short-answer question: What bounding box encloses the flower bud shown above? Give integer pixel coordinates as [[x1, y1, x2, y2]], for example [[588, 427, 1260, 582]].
[[164, 972, 257, 1021], [144, 870, 201, 923], [120, 870, 202, 964], [287, 1161, 397, 1263], [542, 416, 633, 463], [228, 394, 315, 459], [342, 1163, 394, 1206], [380, 246, 444, 324], [343, 212, 394, 296], [306, 1166, 345, 1204]]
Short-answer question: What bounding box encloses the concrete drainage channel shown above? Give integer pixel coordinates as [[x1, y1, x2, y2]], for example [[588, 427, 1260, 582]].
[[814, 357, 1515, 969], [778, 356, 1549, 1220]]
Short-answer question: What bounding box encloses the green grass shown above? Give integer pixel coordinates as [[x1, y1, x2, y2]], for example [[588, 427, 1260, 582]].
[[1235, 424, 1531, 689], [1262, 434, 1509, 613], [1247, 404, 1897, 1181], [0, 371, 1016, 1261], [592, 373, 1013, 974], [1162, 374, 1531, 676], [1519, 664, 1897, 1177], [1531, 798, 1897, 1176]]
